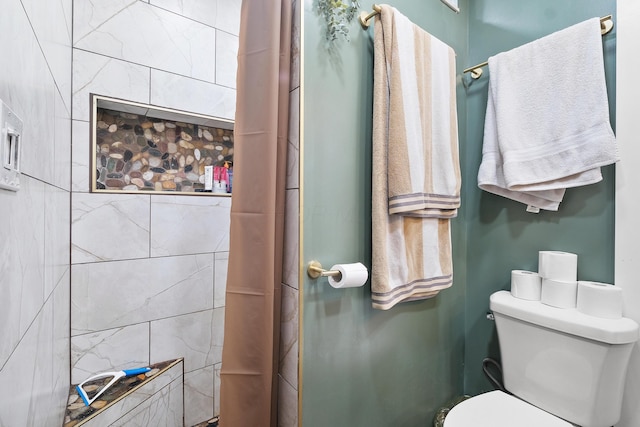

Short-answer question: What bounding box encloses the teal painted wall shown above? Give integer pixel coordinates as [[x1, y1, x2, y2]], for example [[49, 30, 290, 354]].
[[301, 1, 469, 426], [301, 0, 617, 423], [463, 0, 617, 394]]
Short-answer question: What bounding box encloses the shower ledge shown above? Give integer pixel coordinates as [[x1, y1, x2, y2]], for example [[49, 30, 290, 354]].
[[63, 358, 184, 427]]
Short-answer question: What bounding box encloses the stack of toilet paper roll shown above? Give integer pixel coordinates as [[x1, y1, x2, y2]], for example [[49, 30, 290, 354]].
[[539, 251, 578, 308], [509, 251, 624, 318]]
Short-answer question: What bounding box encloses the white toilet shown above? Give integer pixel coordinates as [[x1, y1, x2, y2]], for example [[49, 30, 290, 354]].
[[445, 290, 639, 427]]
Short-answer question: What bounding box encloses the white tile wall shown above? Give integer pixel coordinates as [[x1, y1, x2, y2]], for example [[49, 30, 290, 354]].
[[287, 87, 301, 190], [16, 178, 47, 343], [214, 363, 222, 417], [44, 185, 71, 299], [214, 252, 229, 308], [216, 30, 239, 89], [110, 373, 184, 427], [280, 284, 299, 388], [54, 92, 72, 190], [0, 0, 242, 423], [72, 0, 137, 40], [52, 270, 72, 421], [149, 0, 242, 36], [71, 120, 91, 192], [150, 195, 231, 257], [150, 69, 236, 120], [71, 254, 214, 333], [71, 323, 150, 384], [0, 177, 45, 368], [0, 0, 72, 424], [69, 0, 237, 423], [0, 293, 52, 426], [72, 193, 151, 264], [283, 189, 300, 290], [74, 0, 216, 82], [184, 366, 215, 427], [278, 0, 301, 422], [0, 2, 61, 185], [149, 0, 215, 28], [213, 0, 242, 36], [150, 308, 224, 372], [0, 279, 70, 426], [278, 374, 299, 427], [1, 0, 296, 422], [21, 0, 73, 111], [72, 49, 151, 122], [290, 0, 301, 92]]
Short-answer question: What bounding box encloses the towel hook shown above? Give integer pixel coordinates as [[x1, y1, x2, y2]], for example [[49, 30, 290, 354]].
[[600, 15, 614, 36], [359, 4, 382, 29]]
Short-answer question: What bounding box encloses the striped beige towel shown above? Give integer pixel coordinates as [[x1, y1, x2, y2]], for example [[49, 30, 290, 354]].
[[371, 5, 459, 310], [384, 7, 460, 217]]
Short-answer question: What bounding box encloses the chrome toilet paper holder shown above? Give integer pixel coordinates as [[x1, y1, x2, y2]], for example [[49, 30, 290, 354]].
[[307, 260, 342, 280]]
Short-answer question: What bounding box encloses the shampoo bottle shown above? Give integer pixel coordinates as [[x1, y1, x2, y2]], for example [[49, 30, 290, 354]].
[[226, 162, 233, 193]]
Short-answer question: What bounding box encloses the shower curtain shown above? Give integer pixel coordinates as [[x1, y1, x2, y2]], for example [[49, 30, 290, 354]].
[[219, 0, 291, 426]]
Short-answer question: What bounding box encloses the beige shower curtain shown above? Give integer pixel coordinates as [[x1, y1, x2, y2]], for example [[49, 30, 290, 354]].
[[219, 0, 291, 426]]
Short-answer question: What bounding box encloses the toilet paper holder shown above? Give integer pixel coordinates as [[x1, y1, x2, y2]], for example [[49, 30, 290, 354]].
[[307, 260, 342, 280]]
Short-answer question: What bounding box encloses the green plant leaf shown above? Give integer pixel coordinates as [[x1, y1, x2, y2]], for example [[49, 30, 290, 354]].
[[316, 0, 362, 43]]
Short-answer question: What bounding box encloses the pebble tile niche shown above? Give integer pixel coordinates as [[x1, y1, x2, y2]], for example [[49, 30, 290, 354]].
[[92, 97, 234, 195]]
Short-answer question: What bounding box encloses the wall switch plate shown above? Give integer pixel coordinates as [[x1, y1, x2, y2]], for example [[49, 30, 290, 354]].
[[0, 100, 24, 191]]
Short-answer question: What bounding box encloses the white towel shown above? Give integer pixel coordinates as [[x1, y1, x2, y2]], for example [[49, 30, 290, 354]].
[[477, 18, 617, 211], [371, 5, 459, 310]]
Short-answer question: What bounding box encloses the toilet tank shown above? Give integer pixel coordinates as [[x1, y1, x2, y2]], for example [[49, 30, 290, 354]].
[[490, 291, 639, 427]]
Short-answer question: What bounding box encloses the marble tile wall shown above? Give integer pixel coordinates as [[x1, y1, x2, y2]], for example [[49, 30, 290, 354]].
[[185, 365, 216, 427], [150, 196, 231, 257], [74, 0, 217, 81], [110, 375, 183, 427], [149, 0, 241, 35], [70, 0, 239, 424], [150, 69, 236, 120], [71, 323, 150, 384], [72, 193, 151, 263], [1, 0, 293, 424], [279, 0, 301, 425], [0, 0, 72, 425], [71, 253, 215, 334]]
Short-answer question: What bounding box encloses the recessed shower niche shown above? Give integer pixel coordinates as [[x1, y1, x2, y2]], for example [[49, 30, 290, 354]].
[[91, 95, 234, 195]]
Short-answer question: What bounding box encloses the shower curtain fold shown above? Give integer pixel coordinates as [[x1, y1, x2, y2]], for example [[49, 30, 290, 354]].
[[219, 1, 291, 426]]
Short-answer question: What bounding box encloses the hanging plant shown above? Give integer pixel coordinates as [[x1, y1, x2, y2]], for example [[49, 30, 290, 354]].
[[316, 0, 361, 42]]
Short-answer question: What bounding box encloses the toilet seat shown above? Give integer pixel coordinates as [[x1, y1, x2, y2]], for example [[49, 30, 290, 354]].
[[443, 390, 574, 427]]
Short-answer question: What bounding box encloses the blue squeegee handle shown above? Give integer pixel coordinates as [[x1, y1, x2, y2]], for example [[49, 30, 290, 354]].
[[123, 367, 151, 376]]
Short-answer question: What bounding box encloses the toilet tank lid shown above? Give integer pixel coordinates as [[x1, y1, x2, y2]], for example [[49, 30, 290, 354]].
[[490, 291, 639, 344]]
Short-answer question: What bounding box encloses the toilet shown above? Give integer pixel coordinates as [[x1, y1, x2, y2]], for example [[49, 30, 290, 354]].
[[445, 290, 639, 427]]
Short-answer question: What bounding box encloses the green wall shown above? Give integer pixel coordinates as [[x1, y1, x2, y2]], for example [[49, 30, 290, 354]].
[[463, 0, 617, 393], [301, 1, 469, 426], [301, 0, 617, 424]]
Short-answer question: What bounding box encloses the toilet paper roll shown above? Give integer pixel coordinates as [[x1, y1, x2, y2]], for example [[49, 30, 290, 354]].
[[541, 278, 578, 308], [577, 281, 623, 319], [511, 270, 542, 301], [538, 251, 578, 281], [328, 263, 369, 289]]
